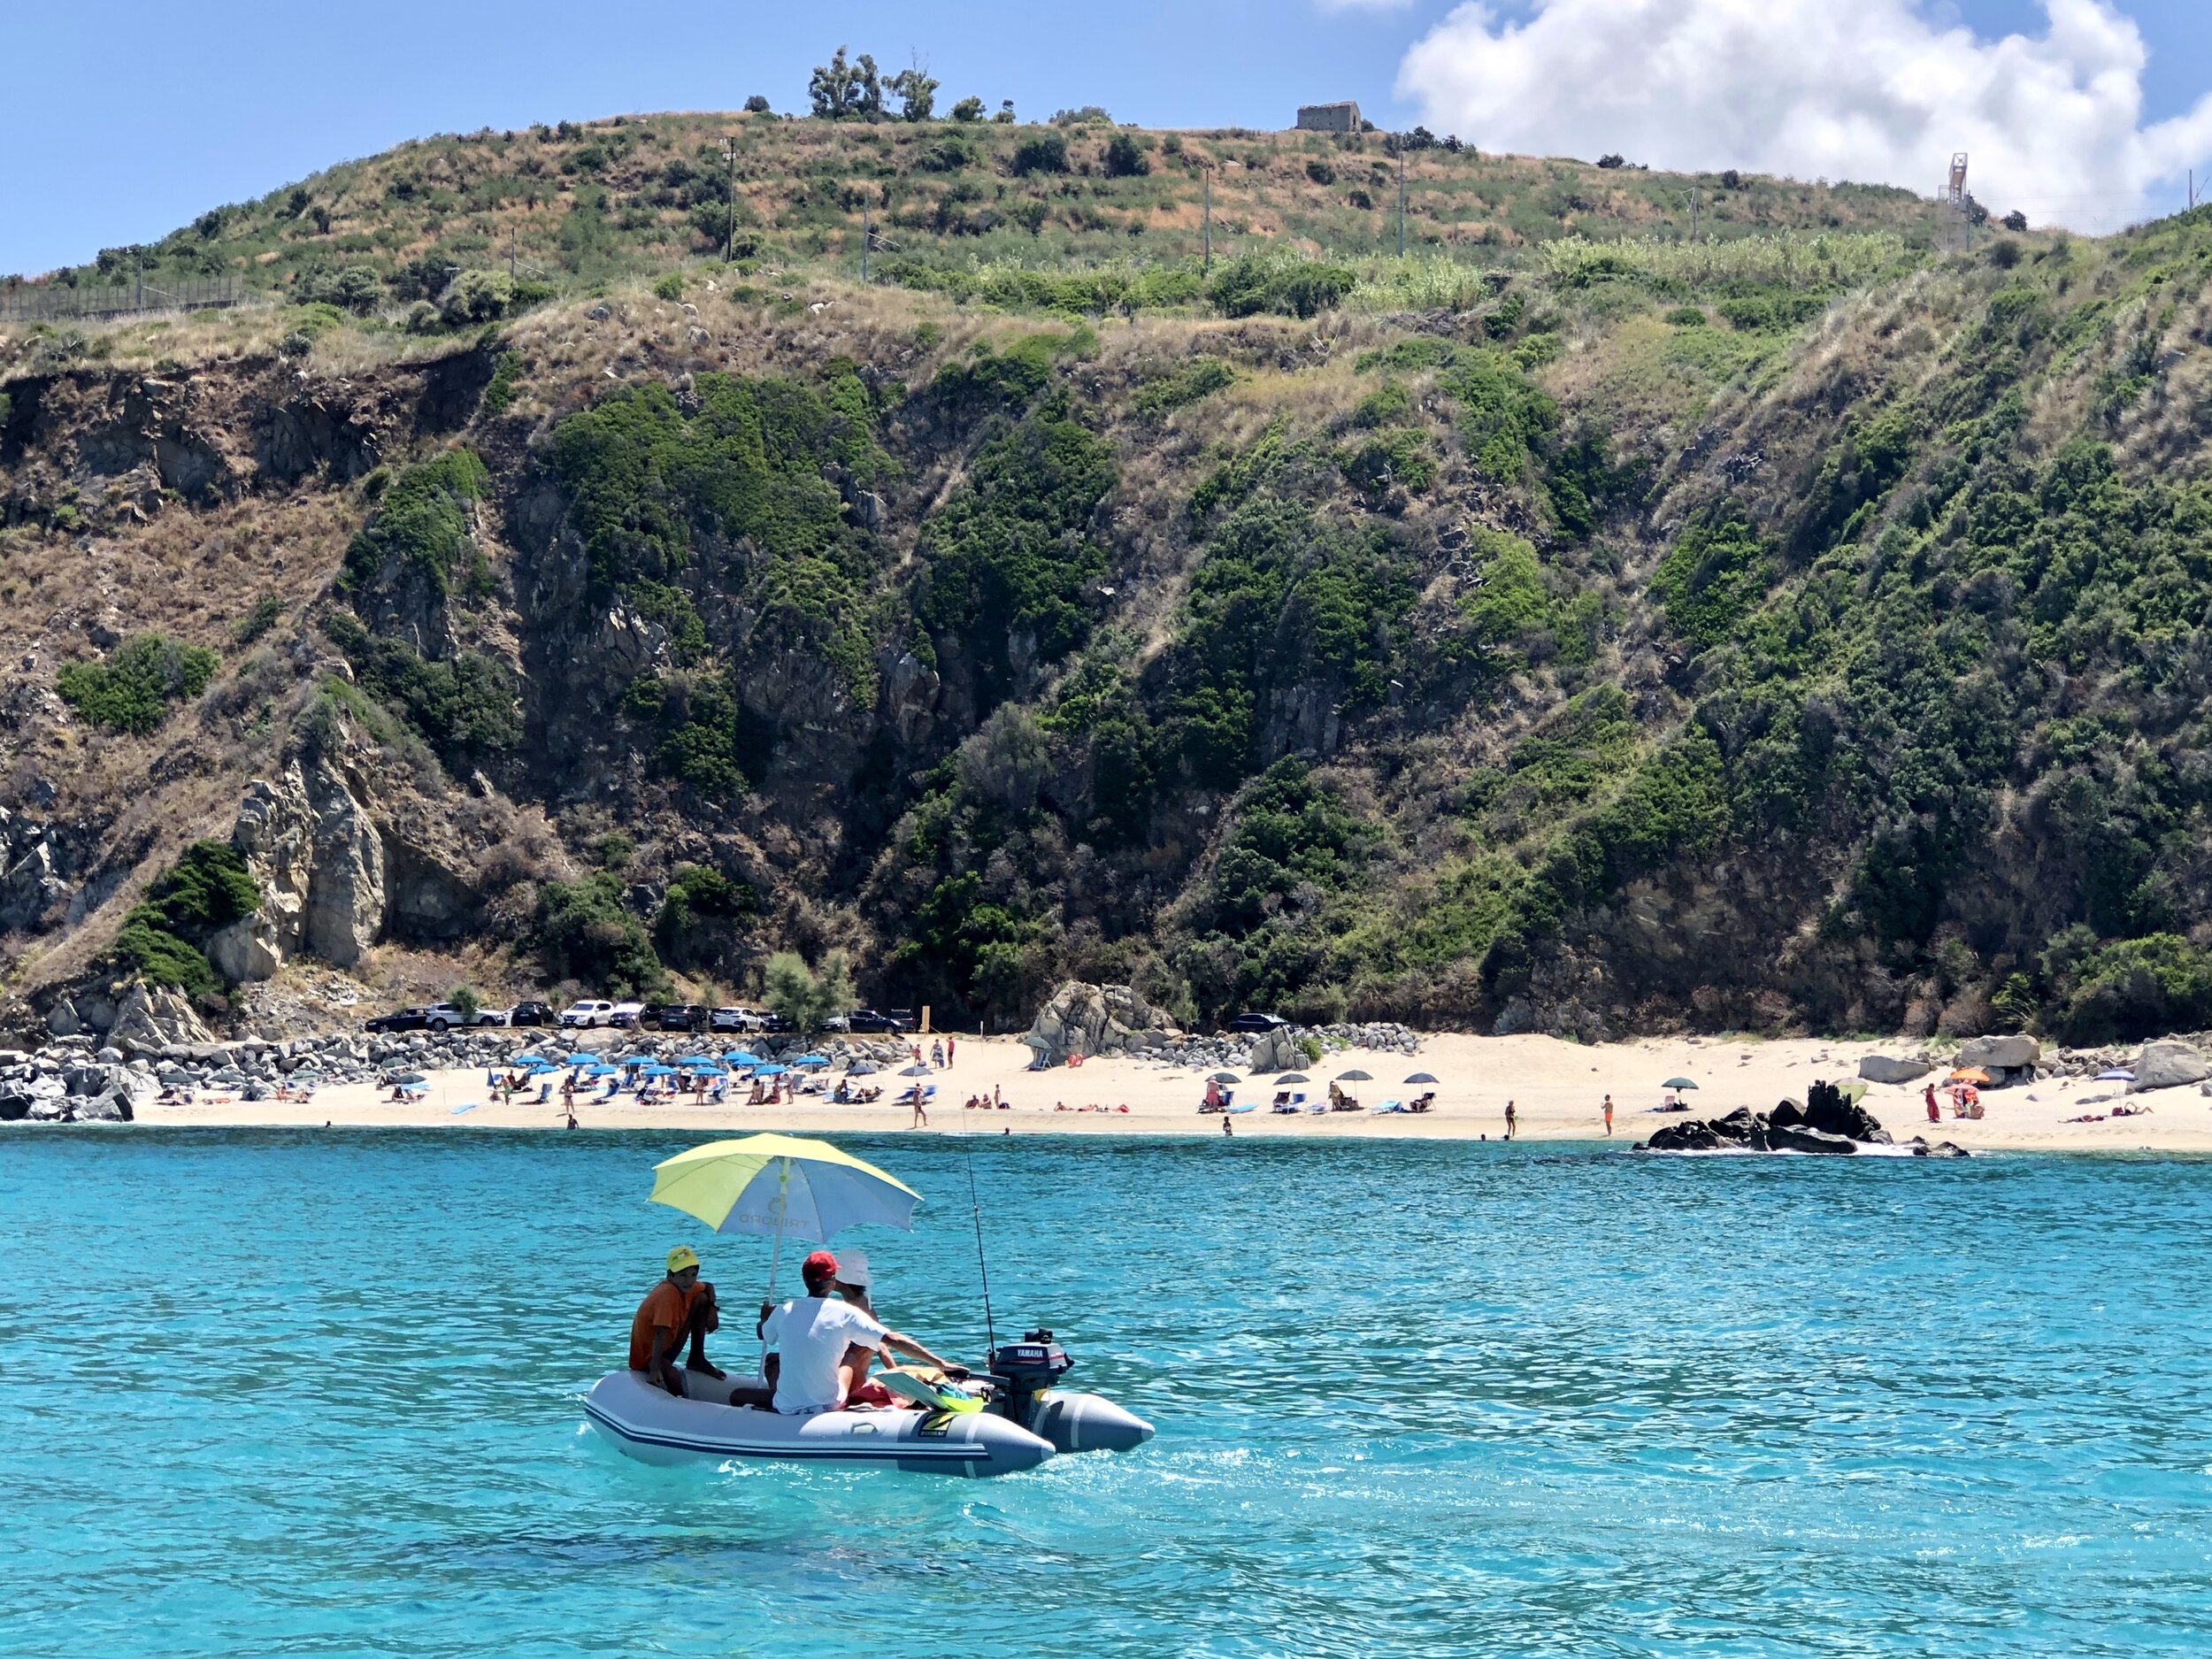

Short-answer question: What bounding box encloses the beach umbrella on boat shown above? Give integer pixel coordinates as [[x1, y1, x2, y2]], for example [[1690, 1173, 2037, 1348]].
[[1274, 1072, 1310, 1085], [649, 1133, 922, 1306], [1663, 1077, 1699, 1090], [1335, 1069, 1374, 1082], [1404, 1072, 1440, 1085]]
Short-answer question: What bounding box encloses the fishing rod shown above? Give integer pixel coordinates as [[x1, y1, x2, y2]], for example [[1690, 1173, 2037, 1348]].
[[962, 1132, 998, 1358]]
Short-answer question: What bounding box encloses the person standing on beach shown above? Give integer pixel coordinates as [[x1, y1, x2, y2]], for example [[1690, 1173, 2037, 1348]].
[[1504, 1099, 1517, 1140], [1601, 1094, 1614, 1136], [947, 1036, 956, 1068], [910, 1083, 929, 1128]]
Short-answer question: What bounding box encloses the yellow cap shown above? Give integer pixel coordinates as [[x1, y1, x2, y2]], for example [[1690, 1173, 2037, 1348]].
[[667, 1245, 700, 1273]]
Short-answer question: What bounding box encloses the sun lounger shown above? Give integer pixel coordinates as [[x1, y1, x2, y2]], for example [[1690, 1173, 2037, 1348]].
[[1271, 1101, 1299, 1114], [1375, 1099, 1407, 1114]]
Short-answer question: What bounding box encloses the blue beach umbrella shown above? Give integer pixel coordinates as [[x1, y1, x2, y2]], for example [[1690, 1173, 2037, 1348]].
[[753, 1063, 789, 1077], [723, 1050, 763, 1065], [586, 1063, 622, 1078], [564, 1052, 597, 1066], [640, 1064, 679, 1078], [793, 1053, 829, 1067]]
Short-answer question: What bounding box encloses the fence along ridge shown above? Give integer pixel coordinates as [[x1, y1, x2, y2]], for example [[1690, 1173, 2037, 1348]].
[[0, 274, 251, 323]]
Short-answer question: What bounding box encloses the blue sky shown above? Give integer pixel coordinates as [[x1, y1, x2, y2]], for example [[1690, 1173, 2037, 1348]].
[[6, 0, 2211, 274]]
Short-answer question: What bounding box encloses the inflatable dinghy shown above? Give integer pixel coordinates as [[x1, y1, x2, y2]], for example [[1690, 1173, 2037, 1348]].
[[586, 1330, 1152, 1478]]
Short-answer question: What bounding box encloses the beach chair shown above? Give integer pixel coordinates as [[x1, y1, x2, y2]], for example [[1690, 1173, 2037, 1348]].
[[1376, 1099, 1407, 1114], [535, 1083, 551, 1103]]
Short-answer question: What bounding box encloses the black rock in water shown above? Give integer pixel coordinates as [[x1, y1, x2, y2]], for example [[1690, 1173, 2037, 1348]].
[[1765, 1123, 1860, 1155]]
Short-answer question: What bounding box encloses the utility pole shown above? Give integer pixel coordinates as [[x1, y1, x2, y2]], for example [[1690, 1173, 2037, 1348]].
[[724, 138, 737, 261], [1202, 166, 1212, 273], [1687, 186, 1699, 242], [134, 250, 142, 313], [508, 228, 517, 282], [862, 205, 871, 281], [1396, 142, 1406, 257]]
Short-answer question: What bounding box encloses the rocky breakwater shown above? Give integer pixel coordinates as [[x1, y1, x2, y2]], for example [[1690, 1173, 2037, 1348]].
[[0, 1041, 159, 1123], [1640, 1079, 1970, 1157]]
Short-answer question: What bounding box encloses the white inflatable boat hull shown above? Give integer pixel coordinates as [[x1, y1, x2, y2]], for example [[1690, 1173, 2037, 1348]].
[[584, 1368, 1057, 1477]]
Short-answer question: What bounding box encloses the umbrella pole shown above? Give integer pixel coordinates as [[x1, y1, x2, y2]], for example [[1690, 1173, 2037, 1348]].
[[759, 1160, 788, 1371]]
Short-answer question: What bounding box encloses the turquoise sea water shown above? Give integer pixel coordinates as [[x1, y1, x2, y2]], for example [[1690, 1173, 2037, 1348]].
[[3, 1130, 2209, 1657]]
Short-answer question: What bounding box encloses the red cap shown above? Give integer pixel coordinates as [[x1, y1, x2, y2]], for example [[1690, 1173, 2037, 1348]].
[[802, 1249, 839, 1280]]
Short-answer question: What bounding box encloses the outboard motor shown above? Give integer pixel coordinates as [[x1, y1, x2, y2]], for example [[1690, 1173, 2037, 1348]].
[[987, 1329, 1074, 1429], [987, 1327, 1154, 1455]]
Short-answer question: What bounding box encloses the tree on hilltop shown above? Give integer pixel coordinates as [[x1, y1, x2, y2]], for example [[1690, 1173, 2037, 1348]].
[[808, 47, 883, 120]]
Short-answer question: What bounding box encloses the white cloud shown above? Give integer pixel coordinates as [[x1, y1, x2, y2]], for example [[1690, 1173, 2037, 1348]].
[[1397, 0, 2212, 229]]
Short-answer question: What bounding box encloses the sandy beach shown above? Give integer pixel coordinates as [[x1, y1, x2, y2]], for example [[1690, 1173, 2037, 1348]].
[[134, 1032, 2212, 1151]]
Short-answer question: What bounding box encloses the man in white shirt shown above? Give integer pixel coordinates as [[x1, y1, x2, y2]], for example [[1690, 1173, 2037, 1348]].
[[760, 1249, 956, 1415]]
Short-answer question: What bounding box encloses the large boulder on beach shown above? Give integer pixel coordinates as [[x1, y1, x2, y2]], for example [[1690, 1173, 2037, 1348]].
[[1858, 1055, 1930, 1085], [2130, 1040, 2210, 1092], [108, 983, 215, 1052], [1021, 981, 1174, 1067], [1958, 1033, 2039, 1071], [1246, 1026, 1309, 1074]]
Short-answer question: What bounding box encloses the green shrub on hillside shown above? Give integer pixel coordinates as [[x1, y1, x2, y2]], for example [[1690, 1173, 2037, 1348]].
[[549, 369, 889, 701], [531, 872, 666, 997], [918, 397, 1117, 701], [1133, 356, 1235, 418], [1207, 256, 1356, 319], [1010, 134, 1070, 176], [341, 448, 489, 595], [57, 633, 219, 733], [2054, 934, 2212, 1043], [319, 611, 519, 768], [1649, 500, 1770, 649], [653, 863, 759, 969], [111, 839, 261, 995]]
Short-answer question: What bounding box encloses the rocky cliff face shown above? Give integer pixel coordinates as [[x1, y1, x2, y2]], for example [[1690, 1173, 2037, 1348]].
[[10, 203, 2212, 1048]]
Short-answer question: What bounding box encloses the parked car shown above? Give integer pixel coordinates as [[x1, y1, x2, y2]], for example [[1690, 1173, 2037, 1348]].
[[559, 1000, 617, 1029], [507, 1001, 556, 1029], [710, 1006, 769, 1033], [844, 1008, 911, 1034], [365, 1008, 431, 1033], [420, 1002, 480, 1033], [1227, 1011, 1289, 1033], [608, 1002, 646, 1029], [647, 1003, 707, 1033], [757, 1010, 793, 1033]]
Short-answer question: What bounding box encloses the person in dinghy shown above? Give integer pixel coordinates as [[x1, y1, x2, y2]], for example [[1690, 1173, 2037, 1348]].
[[630, 1245, 726, 1398], [760, 1249, 957, 1416]]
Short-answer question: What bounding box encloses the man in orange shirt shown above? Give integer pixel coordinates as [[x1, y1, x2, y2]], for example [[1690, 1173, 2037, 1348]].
[[629, 1245, 726, 1397]]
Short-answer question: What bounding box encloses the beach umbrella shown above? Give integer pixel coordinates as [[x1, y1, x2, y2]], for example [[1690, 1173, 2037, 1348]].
[[640, 1064, 679, 1078], [2096, 1067, 2135, 1082], [676, 1055, 718, 1066], [898, 1064, 932, 1077], [748, 1063, 787, 1077], [649, 1133, 921, 1308], [1335, 1070, 1373, 1082], [386, 1071, 426, 1086], [564, 1052, 596, 1065], [1840, 1081, 1870, 1104], [1663, 1077, 1699, 1089], [1947, 1066, 1991, 1085], [1404, 1072, 1439, 1085], [723, 1050, 763, 1066], [1274, 1072, 1310, 1085], [846, 1062, 878, 1076], [586, 1063, 621, 1078], [793, 1054, 830, 1067], [1210, 1071, 1242, 1084]]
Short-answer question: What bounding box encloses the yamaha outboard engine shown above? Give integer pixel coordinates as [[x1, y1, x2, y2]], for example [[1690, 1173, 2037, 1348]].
[[987, 1328, 1154, 1455], [987, 1329, 1074, 1426]]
